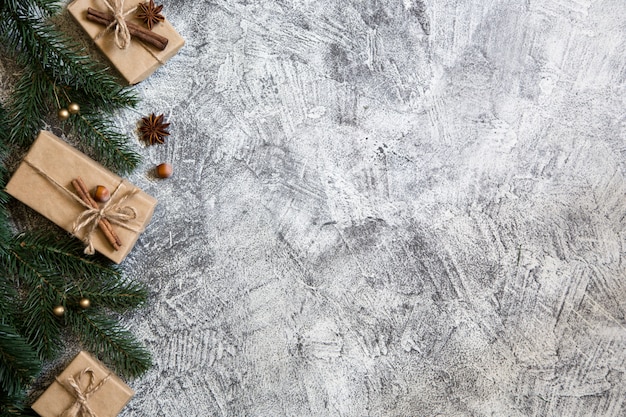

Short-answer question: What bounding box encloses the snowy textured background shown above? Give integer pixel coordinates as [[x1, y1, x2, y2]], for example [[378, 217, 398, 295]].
[[5, 0, 626, 415]]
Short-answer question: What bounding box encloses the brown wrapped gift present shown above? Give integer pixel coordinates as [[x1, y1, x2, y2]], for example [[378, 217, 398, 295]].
[[68, 0, 185, 84], [5, 131, 156, 264], [31, 351, 134, 417]]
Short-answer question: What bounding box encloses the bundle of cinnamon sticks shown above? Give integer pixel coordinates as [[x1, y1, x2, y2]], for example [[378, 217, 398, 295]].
[[72, 177, 122, 251], [86, 7, 168, 51]]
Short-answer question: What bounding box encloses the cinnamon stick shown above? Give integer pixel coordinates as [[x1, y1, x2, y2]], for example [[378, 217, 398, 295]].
[[86, 7, 169, 51], [75, 177, 122, 248], [71, 178, 122, 251]]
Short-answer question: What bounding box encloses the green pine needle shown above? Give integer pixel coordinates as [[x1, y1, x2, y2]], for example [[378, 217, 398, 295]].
[[2, 244, 66, 358], [11, 231, 148, 312], [68, 310, 152, 378], [0, 389, 32, 417], [0, 4, 139, 110], [5, 67, 52, 145], [0, 105, 12, 248], [5, 66, 141, 173], [0, 216, 34, 400], [30, 0, 62, 17], [4, 231, 149, 357], [20, 291, 64, 360], [0, 0, 61, 17], [11, 231, 122, 283], [71, 113, 141, 174], [1, 2, 140, 154], [0, 323, 41, 397], [78, 277, 148, 313]]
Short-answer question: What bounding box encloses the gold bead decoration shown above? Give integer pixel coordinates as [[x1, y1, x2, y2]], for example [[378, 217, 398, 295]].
[[79, 298, 91, 309], [68, 102, 81, 114], [52, 305, 65, 317], [57, 108, 70, 121]]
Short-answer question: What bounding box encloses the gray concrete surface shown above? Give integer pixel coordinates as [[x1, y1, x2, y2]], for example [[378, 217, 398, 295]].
[[6, 0, 626, 415]]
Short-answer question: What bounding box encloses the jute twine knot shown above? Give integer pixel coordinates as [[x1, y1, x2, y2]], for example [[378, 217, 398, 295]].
[[73, 182, 138, 255], [23, 159, 142, 256], [56, 368, 111, 417], [90, 0, 166, 62], [96, 0, 134, 49]]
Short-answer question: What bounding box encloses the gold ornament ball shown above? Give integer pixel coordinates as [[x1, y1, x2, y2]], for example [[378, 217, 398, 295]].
[[57, 108, 70, 121], [79, 298, 91, 309], [68, 102, 81, 114], [52, 305, 65, 317]]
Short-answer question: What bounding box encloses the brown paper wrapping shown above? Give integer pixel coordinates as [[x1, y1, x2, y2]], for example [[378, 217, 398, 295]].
[[67, 0, 185, 84], [31, 351, 134, 417], [5, 131, 156, 264]]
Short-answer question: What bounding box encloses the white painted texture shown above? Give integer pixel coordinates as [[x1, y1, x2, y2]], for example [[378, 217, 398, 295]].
[[5, 0, 626, 415]]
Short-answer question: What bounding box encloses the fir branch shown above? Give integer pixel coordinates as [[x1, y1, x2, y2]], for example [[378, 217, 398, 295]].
[[4, 65, 140, 173], [11, 231, 122, 283], [68, 310, 152, 378], [18, 286, 64, 360], [0, 323, 41, 397], [4, 242, 69, 296], [11, 231, 148, 312], [1, 2, 141, 169], [78, 277, 148, 313], [0, 389, 32, 417], [5, 66, 52, 145], [0, 4, 139, 110], [3, 242, 69, 358], [71, 112, 141, 174], [30, 0, 62, 16], [0, 261, 19, 321], [0, 0, 61, 17], [5, 232, 148, 357], [0, 104, 12, 248]]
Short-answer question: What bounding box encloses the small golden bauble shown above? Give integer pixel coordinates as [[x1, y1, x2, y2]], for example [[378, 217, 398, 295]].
[[57, 108, 70, 121], [52, 305, 65, 317], [68, 102, 80, 114], [79, 298, 91, 309]]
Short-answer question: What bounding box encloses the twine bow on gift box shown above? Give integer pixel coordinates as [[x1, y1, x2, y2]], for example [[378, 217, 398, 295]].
[[95, 0, 132, 49], [71, 177, 139, 255], [57, 368, 111, 417], [87, 0, 169, 51], [23, 159, 142, 255]]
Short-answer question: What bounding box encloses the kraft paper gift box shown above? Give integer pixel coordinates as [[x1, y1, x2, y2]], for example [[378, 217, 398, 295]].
[[68, 0, 185, 84], [5, 131, 156, 264], [31, 351, 134, 417]]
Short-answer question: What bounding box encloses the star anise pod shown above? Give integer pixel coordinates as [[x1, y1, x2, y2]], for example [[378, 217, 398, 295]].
[[136, 0, 165, 30], [139, 113, 170, 145]]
